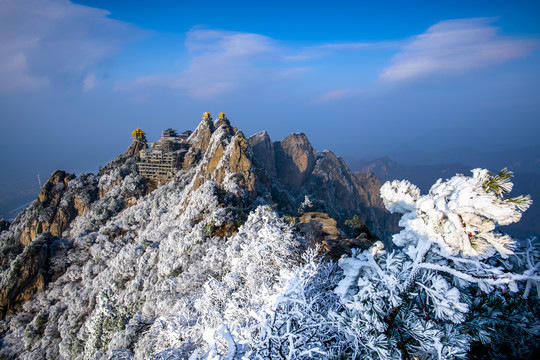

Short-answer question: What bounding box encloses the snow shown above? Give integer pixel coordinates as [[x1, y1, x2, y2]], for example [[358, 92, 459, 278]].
[[381, 169, 531, 259], [1, 137, 538, 360]]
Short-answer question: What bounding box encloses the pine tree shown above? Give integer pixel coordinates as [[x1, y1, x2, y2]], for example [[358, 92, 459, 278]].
[[333, 168, 538, 359]]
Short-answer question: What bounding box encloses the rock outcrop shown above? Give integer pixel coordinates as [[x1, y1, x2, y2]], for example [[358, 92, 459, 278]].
[[17, 171, 97, 246], [295, 212, 373, 259], [0, 233, 71, 319], [354, 172, 401, 235], [125, 138, 148, 157], [188, 118, 257, 200], [275, 133, 317, 191], [188, 117, 215, 154], [0, 156, 147, 319], [182, 117, 214, 170], [248, 131, 276, 177], [305, 150, 368, 210], [246, 129, 397, 242]]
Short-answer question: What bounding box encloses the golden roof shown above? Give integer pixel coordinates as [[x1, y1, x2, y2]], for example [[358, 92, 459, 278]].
[[132, 128, 146, 139], [219, 112, 226, 118], [203, 111, 211, 119]]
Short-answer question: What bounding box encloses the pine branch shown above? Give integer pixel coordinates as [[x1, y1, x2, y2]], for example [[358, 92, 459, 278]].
[[419, 263, 540, 289], [385, 240, 432, 330]]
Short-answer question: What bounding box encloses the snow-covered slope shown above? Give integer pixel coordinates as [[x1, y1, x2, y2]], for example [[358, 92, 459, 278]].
[[1, 117, 538, 360]]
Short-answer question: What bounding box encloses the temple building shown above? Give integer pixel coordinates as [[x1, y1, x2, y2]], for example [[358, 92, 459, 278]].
[[134, 112, 225, 182], [136, 128, 190, 181]]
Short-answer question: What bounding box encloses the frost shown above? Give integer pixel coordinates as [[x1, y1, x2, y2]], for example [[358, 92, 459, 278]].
[[1, 145, 538, 360], [332, 169, 538, 359], [381, 168, 531, 259]]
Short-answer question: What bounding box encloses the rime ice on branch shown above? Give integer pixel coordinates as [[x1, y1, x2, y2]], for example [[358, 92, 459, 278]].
[[333, 169, 537, 360], [381, 168, 531, 259]]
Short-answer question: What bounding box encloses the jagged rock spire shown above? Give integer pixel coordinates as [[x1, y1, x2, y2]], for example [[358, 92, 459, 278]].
[[126, 128, 148, 156], [274, 133, 317, 191]]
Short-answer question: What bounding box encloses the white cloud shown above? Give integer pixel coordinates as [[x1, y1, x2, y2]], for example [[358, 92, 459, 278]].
[[380, 17, 539, 81], [114, 18, 539, 101], [285, 43, 369, 61], [0, 53, 50, 91], [317, 89, 364, 104], [180, 29, 279, 96], [83, 72, 98, 91], [285, 41, 399, 61], [120, 28, 308, 99], [0, 0, 138, 93]]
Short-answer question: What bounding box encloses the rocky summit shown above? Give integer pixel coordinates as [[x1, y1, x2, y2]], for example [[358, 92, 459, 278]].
[[0, 113, 398, 359]]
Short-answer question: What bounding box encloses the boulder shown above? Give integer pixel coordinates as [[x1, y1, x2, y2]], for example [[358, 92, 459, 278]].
[[295, 212, 374, 259]]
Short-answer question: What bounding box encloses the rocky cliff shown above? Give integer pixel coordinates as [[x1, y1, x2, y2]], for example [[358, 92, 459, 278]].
[[247, 132, 397, 243], [0, 155, 148, 321], [16, 171, 94, 246], [274, 133, 317, 191], [0, 233, 71, 319], [248, 131, 276, 178], [187, 118, 257, 201]]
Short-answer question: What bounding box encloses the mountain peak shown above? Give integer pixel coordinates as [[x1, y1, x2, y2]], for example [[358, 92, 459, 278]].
[[0, 113, 400, 359]]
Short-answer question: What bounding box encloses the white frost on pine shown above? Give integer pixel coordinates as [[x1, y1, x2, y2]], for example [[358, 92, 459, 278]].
[[380, 169, 530, 259]]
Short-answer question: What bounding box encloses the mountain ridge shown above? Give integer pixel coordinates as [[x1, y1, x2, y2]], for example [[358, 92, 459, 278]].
[[0, 114, 537, 360], [0, 114, 396, 334]]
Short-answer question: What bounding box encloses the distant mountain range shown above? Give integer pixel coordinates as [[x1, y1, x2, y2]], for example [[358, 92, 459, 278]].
[[348, 156, 540, 240], [384, 145, 540, 175]]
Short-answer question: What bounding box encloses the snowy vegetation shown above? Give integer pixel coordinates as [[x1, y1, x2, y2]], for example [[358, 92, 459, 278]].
[[0, 162, 538, 359], [196, 168, 538, 360]]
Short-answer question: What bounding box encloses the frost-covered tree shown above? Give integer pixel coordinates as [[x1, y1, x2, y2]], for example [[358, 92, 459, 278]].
[[334, 168, 538, 359], [2, 161, 538, 360], [195, 169, 538, 360], [197, 249, 347, 360]]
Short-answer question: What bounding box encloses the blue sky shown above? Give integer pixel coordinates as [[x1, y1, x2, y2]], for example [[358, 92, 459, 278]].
[[1, 0, 539, 211]]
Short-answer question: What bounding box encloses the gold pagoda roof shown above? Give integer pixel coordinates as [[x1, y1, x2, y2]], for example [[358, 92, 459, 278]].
[[132, 128, 146, 139]]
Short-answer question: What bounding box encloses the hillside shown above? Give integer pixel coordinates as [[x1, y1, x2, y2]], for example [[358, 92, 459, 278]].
[[0, 114, 396, 359], [0, 114, 537, 360]]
